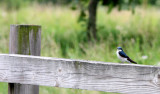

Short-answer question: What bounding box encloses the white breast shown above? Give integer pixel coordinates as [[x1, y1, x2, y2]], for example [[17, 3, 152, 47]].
[[116, 50, 127, 63]]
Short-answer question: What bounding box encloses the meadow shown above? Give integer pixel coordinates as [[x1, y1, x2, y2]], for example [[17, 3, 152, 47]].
[[0, 4, 160, 94]]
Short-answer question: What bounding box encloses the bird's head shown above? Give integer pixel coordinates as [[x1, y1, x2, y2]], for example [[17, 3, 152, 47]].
[[117, 47, 123, 51]]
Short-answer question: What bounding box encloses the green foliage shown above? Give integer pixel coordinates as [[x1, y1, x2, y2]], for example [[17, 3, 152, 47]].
[[78, 10, 87, 22], [3, 0, 31, 10], [5, 0, 22, 10], [74, 0, 160, 25], [101, 0, 138, 13]]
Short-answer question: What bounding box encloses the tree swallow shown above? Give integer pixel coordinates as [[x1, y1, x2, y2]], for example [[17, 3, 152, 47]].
[[117, 47, 137, 64]]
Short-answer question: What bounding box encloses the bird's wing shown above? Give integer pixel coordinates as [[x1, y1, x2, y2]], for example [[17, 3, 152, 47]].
[[119, 51, 128, 58]]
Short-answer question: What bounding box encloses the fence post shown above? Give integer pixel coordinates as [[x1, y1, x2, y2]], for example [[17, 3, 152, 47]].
[[9, 25, 41, 94]]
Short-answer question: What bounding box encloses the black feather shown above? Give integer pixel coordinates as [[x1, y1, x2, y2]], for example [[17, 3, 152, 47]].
[[127, 57, 137, 64], [119, 51, 128, 58]]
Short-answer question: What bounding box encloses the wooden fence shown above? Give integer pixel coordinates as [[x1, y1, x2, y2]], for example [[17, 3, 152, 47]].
[[0, 25, 160, 94]]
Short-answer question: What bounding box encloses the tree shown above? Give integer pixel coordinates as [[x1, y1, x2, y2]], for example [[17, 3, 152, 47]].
[[77, 0, 141, 40]]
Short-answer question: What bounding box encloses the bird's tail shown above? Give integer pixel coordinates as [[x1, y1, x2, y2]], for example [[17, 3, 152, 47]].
[[127, 57, 137, 64]]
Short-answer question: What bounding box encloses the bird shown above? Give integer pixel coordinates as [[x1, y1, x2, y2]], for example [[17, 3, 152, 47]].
[[117, 47, 137, 64]]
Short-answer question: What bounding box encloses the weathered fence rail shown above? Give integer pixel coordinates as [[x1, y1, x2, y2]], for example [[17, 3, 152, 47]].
[[0, 54, 160, 94]]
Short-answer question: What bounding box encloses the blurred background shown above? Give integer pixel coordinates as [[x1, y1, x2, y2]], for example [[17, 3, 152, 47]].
[[0, 0, 160, 94]]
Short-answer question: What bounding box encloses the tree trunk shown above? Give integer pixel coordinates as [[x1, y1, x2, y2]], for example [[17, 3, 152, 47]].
[[87, 0, 99, 40]]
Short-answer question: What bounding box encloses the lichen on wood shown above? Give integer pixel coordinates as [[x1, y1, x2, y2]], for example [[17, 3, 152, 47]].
[[11, 25, 41, 55]]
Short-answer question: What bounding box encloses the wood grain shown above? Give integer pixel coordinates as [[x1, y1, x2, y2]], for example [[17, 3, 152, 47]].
[[9, 25, 41, 94], [0, 54, 160, 94]]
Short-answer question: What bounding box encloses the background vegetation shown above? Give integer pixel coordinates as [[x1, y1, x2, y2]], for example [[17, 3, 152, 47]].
[[0, 0, 160, 94]]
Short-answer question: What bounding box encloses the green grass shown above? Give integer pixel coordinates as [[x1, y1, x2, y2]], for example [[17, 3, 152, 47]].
[[0, 4, 160, 94]]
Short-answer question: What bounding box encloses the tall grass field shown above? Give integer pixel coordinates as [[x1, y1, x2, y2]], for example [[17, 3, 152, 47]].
[[0, 4, 160, 94]]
